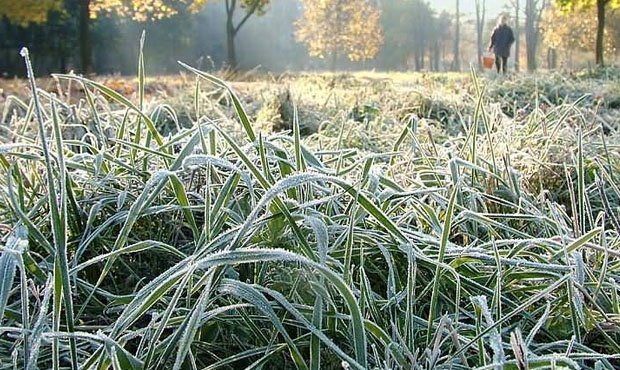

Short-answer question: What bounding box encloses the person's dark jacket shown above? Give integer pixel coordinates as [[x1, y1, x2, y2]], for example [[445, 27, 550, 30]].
[[489, 25, 515, 58]]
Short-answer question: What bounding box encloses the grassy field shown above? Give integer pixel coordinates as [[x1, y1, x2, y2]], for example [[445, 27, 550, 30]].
[[1, 50, 620, 370]]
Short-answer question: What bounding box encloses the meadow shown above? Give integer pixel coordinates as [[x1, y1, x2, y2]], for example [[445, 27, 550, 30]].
[[1, 49, 620, 369]]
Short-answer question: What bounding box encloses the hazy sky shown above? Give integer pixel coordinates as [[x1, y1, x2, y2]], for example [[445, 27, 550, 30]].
[[430, 0, 511, 18]]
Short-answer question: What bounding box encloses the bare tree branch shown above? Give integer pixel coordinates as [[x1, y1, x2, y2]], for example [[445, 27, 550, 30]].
[[234, 0, 261, 35]]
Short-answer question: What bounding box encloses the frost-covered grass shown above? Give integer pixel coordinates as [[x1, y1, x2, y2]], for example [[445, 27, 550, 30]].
[[1, 48, 620, 369]]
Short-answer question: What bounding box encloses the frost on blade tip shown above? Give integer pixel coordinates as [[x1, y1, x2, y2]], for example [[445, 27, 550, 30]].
[[146, 170, 173, 188], [471, 295, 505, 369], [302, 215, 328, 261], [182, 154, 236, 172], [509, 167, 522, 179], [572, 252, 585, 286], [368, 171, 379, 193], [5, 225, 29, 254], [181, 154, 253, 189], [232, 172, 328, 247], [27, 275, 53, 369]]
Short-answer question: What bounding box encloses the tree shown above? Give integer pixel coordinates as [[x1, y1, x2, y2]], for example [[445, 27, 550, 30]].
[[610, 10, 620, 58], [0, 0, 82, 71], [0, 0, 73, 73], [542, 4, 616, 67], [93, 0, 269, 69], [377, 0, 414, 69], [226, 0, 269, 68], [86, 0, 194, 72], [80, 0, 93, 73], [475, 0, 486, 70], [0, 0, 63, 25], [432, 11, 453, 71], [1, 0, 269, 72], [375, 0, 434, 70], [508, 0, 521, 71], [295, 0, 384, 70], [554, 0, 620, 66], [453, 0, 461, 71], [0, 0, 188, 72], [524, 0, 548, 71], [190, 0, 269, 68], [411, 0, 435, 70]]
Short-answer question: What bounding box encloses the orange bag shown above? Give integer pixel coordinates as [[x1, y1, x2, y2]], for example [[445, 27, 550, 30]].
[[482, 54, 495, 69]]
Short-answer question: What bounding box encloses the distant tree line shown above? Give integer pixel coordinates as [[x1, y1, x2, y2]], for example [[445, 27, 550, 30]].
[[0, 0, 274, 74], [0, 0, 618, 76]]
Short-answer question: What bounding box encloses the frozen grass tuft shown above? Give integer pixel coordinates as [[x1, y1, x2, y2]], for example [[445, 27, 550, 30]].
[[1, 50, 620, 369]]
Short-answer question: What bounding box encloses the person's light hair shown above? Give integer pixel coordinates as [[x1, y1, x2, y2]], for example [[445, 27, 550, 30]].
[[498, 14, 509, 26]]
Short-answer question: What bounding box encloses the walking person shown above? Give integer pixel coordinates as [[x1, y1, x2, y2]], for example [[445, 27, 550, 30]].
[[488, 15, 515, 75]]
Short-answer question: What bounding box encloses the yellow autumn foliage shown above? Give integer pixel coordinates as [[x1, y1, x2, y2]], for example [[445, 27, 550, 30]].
[[90, 0, 192, 21], [295, 0, 384, 62], [543, 4, 617, 55], [554, 0, 620, 11], [0, 0, 63, 25], [0, 0, 201, 25]]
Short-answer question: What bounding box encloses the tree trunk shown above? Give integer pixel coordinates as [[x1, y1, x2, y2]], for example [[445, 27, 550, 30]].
[[427, 45, 431, 71], [433, 41, 440, 71], [416, 48, 423, 71], [60, 54, 67, 73], [453, 0, 460, 71], [3, 21, 11, 75], [475, 0, 486, 71], [225, 0, 237, 69], [547, 47, 557, 69], [78, 0, 92, 73], [525, 0, 537, 71], [595, 0, 607, 66], [226, 21, 236, 68], [514, 0, 520, 72], [412, 0, 423, 71], [413, 35, 422, 71]]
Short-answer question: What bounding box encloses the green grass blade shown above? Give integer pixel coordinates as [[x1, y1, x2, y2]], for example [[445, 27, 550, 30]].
[[21, 48, 78, 370], [26, 273, 52, 370], [219, 279, 308, 370], [111, 259, 192, 336], [426, 184, 458, 345], [196, 248, 367, 368], [53, 74, 166, 149], [179, 62, 256, 142], [0, 227, 24, 326], [450, 274, 572, 361]]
